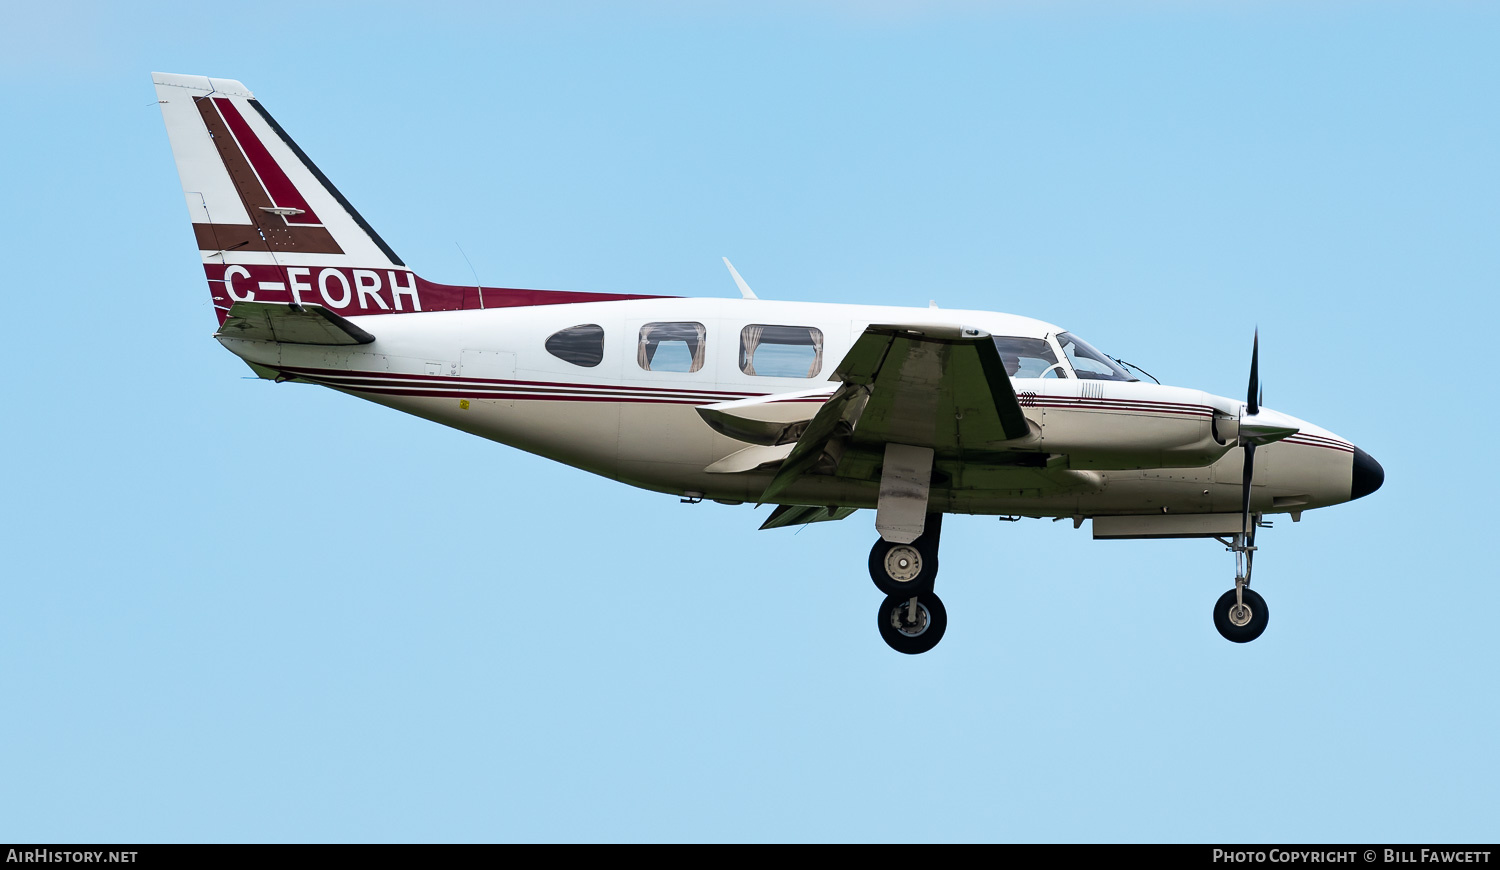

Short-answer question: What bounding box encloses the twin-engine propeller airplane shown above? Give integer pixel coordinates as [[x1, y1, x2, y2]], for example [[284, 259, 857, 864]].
[[154, 72, 1383, 654]]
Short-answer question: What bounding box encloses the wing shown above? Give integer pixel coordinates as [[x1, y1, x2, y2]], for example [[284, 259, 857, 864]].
[[837, 323, 1030, 448], [759, 323, 1035, 504]]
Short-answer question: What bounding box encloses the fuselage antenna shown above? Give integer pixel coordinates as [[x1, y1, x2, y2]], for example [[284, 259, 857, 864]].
[[456, 242, 485, 310], [722, 258, 759, 300]]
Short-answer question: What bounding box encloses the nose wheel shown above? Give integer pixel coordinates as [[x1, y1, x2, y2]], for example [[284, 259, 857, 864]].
[[1214, 586, 1269, 643]]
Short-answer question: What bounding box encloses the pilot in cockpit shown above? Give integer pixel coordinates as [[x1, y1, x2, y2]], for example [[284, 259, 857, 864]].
[[1001, 353, 1022, 377]]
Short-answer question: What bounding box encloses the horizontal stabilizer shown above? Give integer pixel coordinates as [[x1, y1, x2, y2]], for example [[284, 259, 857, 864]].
[[705, 443, 795, 474], [216, 300, 375, 346], [696, 388, 832, 445], [759, 504, 858, 531]]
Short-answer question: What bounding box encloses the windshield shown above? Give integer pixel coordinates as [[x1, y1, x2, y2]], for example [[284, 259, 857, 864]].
[[992, 336, 1065, 378], [1056, 332, 1136, 381]]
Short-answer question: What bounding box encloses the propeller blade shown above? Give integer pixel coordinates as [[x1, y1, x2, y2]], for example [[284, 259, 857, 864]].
[[1240, 441, 1256, 539], [1236, 331, 1299, 447], [1246, 521, 1256, 584], [1239, 330, 1264, 578], [1247, 329, 1260, 416]]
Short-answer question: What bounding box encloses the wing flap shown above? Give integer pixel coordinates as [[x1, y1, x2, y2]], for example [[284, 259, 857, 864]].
[[758, 381, 868, 504], [759, 504, 859, 530]]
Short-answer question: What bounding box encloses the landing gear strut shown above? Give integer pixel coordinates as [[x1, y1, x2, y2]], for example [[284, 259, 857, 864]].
[[1213, 518, 1270, 643], [869, 513, 947, 654]]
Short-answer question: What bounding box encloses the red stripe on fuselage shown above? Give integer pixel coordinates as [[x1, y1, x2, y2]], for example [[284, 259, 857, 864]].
[[1282, 435, 1354, 453], [282, 368, 1228, 419], [336, 386, 720, 405], [305, 378, 756, 403], [1027, 399, 1214, 418], [275, 365, 769, 398]]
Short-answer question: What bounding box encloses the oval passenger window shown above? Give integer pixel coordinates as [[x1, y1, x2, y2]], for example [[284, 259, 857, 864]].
[[545, 324, 606, 367]]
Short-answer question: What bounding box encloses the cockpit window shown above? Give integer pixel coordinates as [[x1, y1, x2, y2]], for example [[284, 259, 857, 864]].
[[992, 336, 1066, 378], [1056, 331, 1136, 381], [544, 324, 605, 367]]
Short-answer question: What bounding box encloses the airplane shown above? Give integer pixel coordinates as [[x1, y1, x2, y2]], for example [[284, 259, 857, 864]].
[[152, 72, 1384, 654]]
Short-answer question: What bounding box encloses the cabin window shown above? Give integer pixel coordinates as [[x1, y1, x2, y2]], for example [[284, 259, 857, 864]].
[[992, 336, 1066, 378], [740, 325, 823, 378], [638, 322, 707, 373], [544, 324, 606, 368], [1056, 332, 1136, 381]]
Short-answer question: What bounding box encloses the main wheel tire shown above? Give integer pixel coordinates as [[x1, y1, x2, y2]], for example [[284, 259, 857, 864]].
[[877, 592, 948, 655], [1213, 587, 1269, 643], [868, 537, 939, 596]]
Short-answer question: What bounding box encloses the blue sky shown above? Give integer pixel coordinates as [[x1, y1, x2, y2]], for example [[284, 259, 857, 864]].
[[2, 1, 1496, 843]]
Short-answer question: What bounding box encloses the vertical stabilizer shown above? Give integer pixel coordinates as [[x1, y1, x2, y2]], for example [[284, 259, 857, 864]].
[[155, 73, 674, 321], [154, 72, 415, 322]]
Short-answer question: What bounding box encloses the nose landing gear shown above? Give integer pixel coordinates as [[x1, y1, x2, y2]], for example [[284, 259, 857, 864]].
[[1213, 518, 1270, 643], [1214, 585, 1269, 643]]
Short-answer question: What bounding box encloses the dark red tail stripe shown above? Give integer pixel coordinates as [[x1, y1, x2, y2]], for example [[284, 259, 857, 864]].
[[213, 98, 320, 225]]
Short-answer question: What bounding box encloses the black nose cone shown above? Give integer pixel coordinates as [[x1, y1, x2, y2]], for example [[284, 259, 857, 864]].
[[1351, 446, 1384, 501]]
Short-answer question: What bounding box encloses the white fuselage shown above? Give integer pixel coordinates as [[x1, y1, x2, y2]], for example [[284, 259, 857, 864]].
[[217, 295, 1359, 521]]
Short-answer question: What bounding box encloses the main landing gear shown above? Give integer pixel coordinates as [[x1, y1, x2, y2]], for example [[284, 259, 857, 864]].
[[870, 514, 947, 654]]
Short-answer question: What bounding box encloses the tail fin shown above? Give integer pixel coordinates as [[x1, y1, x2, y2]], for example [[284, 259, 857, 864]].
[[154, 72, 425, 322], [155, 72, 674, 322]]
